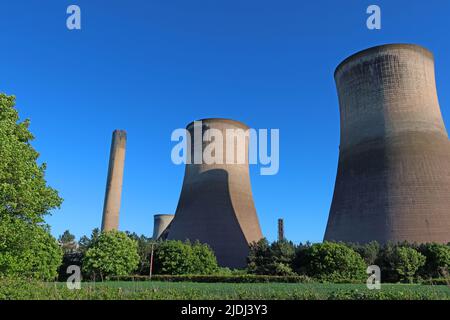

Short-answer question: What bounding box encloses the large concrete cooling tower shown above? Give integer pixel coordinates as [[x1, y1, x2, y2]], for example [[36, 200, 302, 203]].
[[101, 130, 127, 231], [153, 214, 174, 240], [325, 44, 450, 244], [166, 118, 263, 267]]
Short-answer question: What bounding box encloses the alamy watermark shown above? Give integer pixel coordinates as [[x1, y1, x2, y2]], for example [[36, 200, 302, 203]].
[[171, 120, 279, 175]]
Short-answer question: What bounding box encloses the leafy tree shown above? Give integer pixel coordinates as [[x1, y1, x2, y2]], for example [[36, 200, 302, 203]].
[[296, 242, 367, 281], [0, 94, 62, 223], [418, 243, 450, 279], [153, 240, 194, 275], [58, 230, 77, 254], [0, 93, 63, 279], [247, 238, 272, 274], [78, 228, 100, 253], [191, 241, 219, 275], [348, 241, 380, 265], [153, 240, 218, 275], [391, 246, 426, 283], [247, 239, 296, 275], [0, 216, 63, 280], [83, 230, 139, 280], [125, 232, 154, 275]]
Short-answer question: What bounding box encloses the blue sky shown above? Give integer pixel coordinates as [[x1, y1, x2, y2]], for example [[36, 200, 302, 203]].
[[1, 1, 449, 243]]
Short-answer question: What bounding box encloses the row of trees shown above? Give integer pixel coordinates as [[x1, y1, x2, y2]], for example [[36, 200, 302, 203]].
[[58, 229, 219, 280], [247, 239, 450, 283]]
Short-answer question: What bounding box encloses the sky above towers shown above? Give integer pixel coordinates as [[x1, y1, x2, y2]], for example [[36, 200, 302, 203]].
[[1, 0, 449, 243]]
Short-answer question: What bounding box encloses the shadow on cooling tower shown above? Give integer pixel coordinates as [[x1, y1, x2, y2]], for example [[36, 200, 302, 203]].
[[166, 168, 250, 268]]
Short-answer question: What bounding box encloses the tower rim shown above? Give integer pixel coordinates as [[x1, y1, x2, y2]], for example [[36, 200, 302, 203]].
[[334, 43, 434, 78], [186, 118, 249, 130]]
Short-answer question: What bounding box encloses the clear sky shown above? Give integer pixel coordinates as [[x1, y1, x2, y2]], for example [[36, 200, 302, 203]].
[[1, 0, 449, 243]]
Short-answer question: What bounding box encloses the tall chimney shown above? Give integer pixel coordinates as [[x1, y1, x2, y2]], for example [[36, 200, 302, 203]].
[[278, 218, 284, 241], [101, 130, 127, 231]]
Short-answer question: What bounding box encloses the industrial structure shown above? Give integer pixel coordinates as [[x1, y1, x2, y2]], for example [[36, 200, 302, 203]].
[[101, 130, 127, 231], [278, 218, 284, 241], [325, 44, 450, 244], [152, 214, 174, 240], [165, 118, 263, 267]]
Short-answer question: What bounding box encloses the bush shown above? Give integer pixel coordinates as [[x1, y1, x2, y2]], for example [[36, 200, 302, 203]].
[[83, 230, 139, 280], [153, 240, 218, 275], [418, 243, 450, 279], [295, 242, 367, 282], [247, 239, 296, 276], [348, 241, 380, 265], [391, 246, 426, 283], [375, 243, 426, 283], [0, 216, 63, 281], [109, 274, 312, 283]]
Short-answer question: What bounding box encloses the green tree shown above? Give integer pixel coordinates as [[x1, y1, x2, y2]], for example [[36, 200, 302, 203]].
[[418, 243, 450, 279], [296, 242, 367, 282], [391, 246, 426, 283], [153, 240, 218, 275], [78, 228, 100, 253], [0, 216, 63, 280], [247, 239, 296, 275], [0, 93, 63, 280], [0, 94, 62, 223], [125, 232, 154, 275], [191, 241, 219, 274], [58, 230, 77, 254], [83, 230, 139, 280]]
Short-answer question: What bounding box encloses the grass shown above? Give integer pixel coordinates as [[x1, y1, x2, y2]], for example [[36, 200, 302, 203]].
[[1, 278, 450, 300]]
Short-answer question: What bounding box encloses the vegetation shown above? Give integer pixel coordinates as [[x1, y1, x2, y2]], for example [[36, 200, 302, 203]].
[[295, 242, 367, 282], [248, 239, 296, 276], [154, 240, 219, 275], [0, 94, 63, 280], [0, 278, 449, 300], [83, 230, 140, 280]]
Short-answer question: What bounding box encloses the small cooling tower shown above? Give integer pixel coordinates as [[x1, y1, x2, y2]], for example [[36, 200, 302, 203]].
[[166, 118, 263, 267], [325, 44, 450, 244], [152, 214, 174, 240]]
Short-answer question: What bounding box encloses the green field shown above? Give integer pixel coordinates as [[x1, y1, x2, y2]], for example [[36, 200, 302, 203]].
[[1, 279, 449, 300]]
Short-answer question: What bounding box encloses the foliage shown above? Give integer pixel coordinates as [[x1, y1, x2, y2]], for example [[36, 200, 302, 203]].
[[347, 241, 380, 265], [153, 240, 219, 275], [0, 216, 63, 280], [58, 230, 77, 254], [191, 241, 220, 275], [417, 243, 450, 279], [78, 228, 100, 253], [0, 93, 63, 280], [247, 238, 296, 276], [83, 230, 139, 280], [295, 242, 367, 282], [391, 246, 426, 283], [125, 232, 154, 275], [0, 93, 62, 224], [1, 278, 449, 300]]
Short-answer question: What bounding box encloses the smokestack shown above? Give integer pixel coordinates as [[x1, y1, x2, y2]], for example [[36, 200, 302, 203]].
[[166, 118, 263, 267], [101, 130, 127, 231], [278, 219, 284, 241], [153, 214, 174, 240], [325, 44, 450, 244]]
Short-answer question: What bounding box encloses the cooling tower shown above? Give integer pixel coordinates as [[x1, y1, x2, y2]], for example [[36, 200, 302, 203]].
[[153, 214, 174, 240], [101, 130, 127, 231], [166, 118, 263, 267], [325, 44, 450, 244]]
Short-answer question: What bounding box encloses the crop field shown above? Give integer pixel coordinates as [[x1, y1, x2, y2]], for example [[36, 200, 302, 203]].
[[1, 279, 449, 300]]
